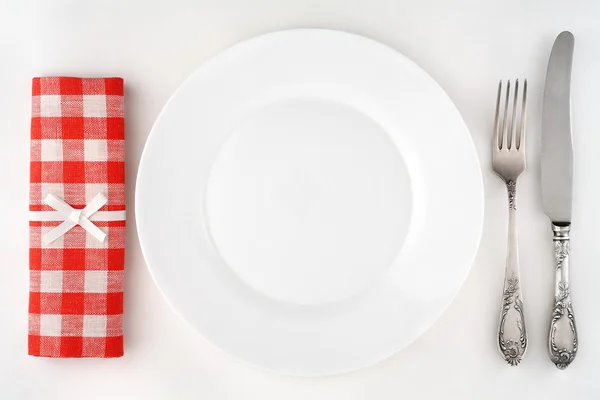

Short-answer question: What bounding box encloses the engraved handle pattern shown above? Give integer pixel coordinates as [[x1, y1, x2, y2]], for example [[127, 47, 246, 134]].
[[498, 181, 527, 366], [549, 224, 578, 369]]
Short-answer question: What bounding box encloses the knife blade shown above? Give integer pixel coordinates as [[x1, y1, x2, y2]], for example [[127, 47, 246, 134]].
[[541, 31, 574, 223], [541, 31, 578, 370]]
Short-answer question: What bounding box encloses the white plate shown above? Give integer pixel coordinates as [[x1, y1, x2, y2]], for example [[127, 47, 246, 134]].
[[136, 29, 483, 376]]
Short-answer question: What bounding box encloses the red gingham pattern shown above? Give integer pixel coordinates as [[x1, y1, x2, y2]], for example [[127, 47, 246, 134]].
[[29, 77, 125, 357]]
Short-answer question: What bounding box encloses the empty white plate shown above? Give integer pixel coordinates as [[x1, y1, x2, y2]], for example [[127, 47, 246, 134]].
[[136, 29, 483, 376]]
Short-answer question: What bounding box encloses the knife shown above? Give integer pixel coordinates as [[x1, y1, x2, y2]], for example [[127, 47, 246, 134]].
[[541, 31, 577, 370]]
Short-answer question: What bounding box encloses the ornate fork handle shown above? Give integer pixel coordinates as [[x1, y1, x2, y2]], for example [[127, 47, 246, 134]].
[[549, 224, 578, 369], [497, 181, 527, 366]]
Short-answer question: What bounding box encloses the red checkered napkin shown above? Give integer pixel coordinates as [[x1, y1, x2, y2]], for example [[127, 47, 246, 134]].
[[28, 77, 125, 357]]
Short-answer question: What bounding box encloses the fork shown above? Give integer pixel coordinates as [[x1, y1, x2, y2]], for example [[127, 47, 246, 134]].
[[492, 79, 528, 366]]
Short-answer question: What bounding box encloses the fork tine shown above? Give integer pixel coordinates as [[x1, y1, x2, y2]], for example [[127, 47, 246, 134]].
[[493, 80, 502, 150], [518, 79, 527, 150], [510, 79, 519, 150], [501, 80, 510, 150]]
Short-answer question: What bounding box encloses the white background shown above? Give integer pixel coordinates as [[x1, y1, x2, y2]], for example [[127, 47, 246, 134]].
[[1, 0, 600, 398]]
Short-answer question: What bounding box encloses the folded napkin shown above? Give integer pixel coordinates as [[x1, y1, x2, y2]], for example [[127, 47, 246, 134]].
[[28, 77, 125, 357]]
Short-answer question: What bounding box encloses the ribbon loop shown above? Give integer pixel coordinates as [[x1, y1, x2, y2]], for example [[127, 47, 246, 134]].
[[42, 193, 109, 244]]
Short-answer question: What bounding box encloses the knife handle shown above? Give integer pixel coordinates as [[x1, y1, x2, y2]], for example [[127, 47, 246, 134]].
[[548, 224, 578, 369]]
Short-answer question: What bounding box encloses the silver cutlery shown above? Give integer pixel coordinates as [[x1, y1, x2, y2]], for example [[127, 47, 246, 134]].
[[541, 31, 578, 370], [493, 78, 528, 366]]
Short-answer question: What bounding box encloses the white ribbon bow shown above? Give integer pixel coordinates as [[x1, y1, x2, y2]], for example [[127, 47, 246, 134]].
[[29, 193, 126, 244]]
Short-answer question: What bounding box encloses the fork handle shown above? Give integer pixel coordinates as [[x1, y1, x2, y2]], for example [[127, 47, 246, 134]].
[[497, 181, 527, 366], [548, 224, 578, 369]]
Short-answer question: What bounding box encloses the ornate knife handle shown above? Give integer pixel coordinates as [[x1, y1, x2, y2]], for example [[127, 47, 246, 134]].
[[497, 181, 527, 366], [549, 224, 578, 369]]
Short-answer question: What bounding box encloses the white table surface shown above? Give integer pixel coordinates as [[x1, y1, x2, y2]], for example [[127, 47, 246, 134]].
[[1, 0, 600, 398]]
